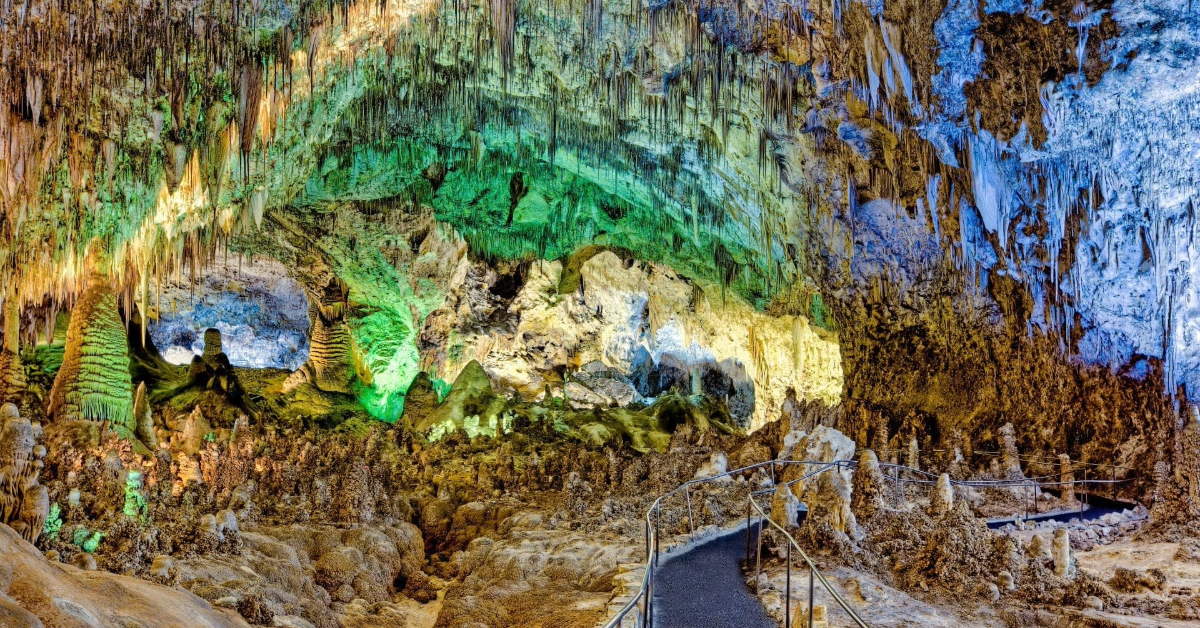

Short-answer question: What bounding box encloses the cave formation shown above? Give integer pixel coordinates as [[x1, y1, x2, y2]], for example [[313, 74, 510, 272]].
[[0, 1, 1199, 627]]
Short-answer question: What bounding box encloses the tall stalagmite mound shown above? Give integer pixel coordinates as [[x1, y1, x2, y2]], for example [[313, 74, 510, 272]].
[[46, 252, 134, 434], [0, 284, 25, 402]]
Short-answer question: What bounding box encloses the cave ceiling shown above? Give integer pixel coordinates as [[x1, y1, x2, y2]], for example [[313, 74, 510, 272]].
[[1, 0, 1198, 418]]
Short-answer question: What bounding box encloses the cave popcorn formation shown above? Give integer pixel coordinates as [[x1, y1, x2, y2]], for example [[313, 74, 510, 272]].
[[0, 1, 1197, 627]]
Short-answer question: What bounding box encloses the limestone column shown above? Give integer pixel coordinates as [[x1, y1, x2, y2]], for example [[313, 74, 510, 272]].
[[998, 423, 1021, 479]]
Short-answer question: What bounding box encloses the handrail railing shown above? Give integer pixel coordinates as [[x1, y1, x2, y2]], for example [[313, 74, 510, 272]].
[[746, 461, 869, 628], [601, 456, 1136, 628], [601, 459, 860, 628]]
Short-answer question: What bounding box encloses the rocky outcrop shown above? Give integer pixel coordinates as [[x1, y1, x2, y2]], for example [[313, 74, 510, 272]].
[[434, 513, 635, 628], [417, 360, 508, 438], [0, 522, 249, 628], [0, 405, 46, 544], [780, 425, 856, 501], [423, 250, 841, 431]]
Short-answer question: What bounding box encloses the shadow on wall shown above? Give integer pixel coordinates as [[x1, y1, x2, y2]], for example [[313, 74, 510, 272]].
[[148, 258, 310, 370]]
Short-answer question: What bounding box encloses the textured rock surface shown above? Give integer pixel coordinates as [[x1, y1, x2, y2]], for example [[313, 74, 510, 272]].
[[0, 2, 1199, 627], [423, 250, 841, 431], [0, 523, 249, 628], [46, 259, 134, 432], [150, 257, 310, 370]]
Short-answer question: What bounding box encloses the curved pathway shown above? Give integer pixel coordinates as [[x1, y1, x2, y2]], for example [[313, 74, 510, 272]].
[[651, 524, 774, 628]]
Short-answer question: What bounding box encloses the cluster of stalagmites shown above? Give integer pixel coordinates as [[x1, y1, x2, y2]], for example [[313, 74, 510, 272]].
[[757, 420, 1107, 613], [12, 365, 754, 628], [0, 403, 47, 545]]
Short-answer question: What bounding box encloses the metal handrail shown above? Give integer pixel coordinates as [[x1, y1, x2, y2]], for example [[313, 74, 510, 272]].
[[871, 461, 1135, 521], [747, 481, 870, 628], [601, 459, 858, 628], [600, 456, 1137, 627]]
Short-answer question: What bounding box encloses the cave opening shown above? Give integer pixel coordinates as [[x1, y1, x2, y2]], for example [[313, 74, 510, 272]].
[[147, 257, 310, 371]]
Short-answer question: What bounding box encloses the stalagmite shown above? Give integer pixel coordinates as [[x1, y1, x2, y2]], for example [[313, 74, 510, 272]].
[[0, 284, 25, 401], [1181, 409, 1200, 519], [46, 247, 136, 435], [802, 465, 857, 538], [850, 449, 886, 521], [930, 473, 954, 515], [1059, 453, 1076, 505], [1029, 533, 1053, 560], [0, 404, 46, 544], [133, 382, 157, 450], [201, 328, 224, 368], [1053, 529, 1075, 578], [998, 423, 1021, 479], [771, 482, 800, 528], [285, 282, 357, 394]]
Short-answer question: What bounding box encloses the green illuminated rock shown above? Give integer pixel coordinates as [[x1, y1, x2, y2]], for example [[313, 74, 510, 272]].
[[46, 254, 135, 434]]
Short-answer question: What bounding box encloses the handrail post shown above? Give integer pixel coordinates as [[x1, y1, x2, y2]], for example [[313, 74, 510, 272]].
[[640, 583, 648, 627], [754, 511, 764, 595], [685, 485, 695, 541], [1080, 468, 1086, 518], [1033, 479, 1039, 515], [645, 519, 650, 562], [1111, 465, 1116, 500], [1083, 468, 1088, 513], [807, 563, 815, 628], [654, 503, 661, 568], [785, 542, 792, 628], [771, 460, 776, 486], [745, 496, 752, 562], [650, 573, 655, 628]]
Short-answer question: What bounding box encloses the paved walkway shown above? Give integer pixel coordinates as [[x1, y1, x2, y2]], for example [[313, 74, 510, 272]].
[[651, 525, 775, 628]]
